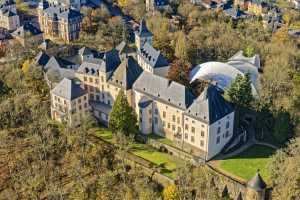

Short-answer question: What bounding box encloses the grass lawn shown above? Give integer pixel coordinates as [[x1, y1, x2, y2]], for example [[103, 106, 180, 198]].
[[218, 145, 275, 184], [94, 128, 183, 178]]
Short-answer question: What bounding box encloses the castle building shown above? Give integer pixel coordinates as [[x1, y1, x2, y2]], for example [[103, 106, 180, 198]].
[[134, 19, 153, 50], [12, 23, 44, 47], [38, 0, 82, 43], [51, 78, 89, 127], [0, 0, 20, 31], [245, 171, 267, 200]]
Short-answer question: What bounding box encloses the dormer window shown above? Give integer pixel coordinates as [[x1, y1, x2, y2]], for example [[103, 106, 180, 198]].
[[168, 98, 170, 102], [158, 93, 160, 97], [179, 103, 181, 106], [143, 88, 146, 91]]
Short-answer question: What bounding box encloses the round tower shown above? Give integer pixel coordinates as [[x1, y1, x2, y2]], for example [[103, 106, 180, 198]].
[[245, 171, 267, 200]]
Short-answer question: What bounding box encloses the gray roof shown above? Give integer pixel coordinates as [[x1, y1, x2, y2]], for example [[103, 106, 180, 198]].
[[51, 78, 87, 100], [247, 172, 267, 191], [135, 19, 152, 37], [77, 59, 101, 76], [133, 71, 195, 109], [44, 56, 77, 80], [185, 85, 234, 124], [115, 41, 135, 56], [79, 46, 93, 56], [42, 5, 81, 21], [0, 0, 15, 8], [12, 23, 42, 38], [138, 42, 169, 68], [35, 51, 50, 66], [108, 56, 143, 90]]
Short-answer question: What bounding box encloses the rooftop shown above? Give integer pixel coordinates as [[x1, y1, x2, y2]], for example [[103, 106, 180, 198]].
[[51, 78, 87, 100], [138, 42, 169, 68]]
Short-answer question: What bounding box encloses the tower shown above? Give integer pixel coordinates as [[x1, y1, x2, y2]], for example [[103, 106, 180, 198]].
[[245, 171, 267, 200], [134, 19, 153, 50], [38, 0, 49, 31]]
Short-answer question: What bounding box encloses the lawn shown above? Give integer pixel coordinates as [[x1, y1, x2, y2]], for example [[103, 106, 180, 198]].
[[94, 128, 184, 178], [218, 145, 275, 184]]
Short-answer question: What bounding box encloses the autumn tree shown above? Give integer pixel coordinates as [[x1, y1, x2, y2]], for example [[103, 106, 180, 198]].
[[167, 59, 191, 87], [109, 90, 138, 136]]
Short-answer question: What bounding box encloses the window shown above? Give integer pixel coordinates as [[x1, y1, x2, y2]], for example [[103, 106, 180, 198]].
[[178, 127, 181, 133], [78, 99, 81, 103], [155, 109, 158, 115], [177, 117, 180, 124], [154, 117, 158, 124], [172, 115, 175, 122], [226, 121, 230, 129], [163, 111, 166, 118], [79, 105, 82, 110], [95, 79, 99, 84], [101, 76, 104, 82], [84, 76, 87, 81], [84, 103, 87, 108], [89, 77, 93, 83], [191, 136, 195, 143], [185, 124, 189, 130], [217, 127, 221, 134], [149, 109, 152, 115], [201, 131, 205, 137], [107, 100, 111, 105], [216, 136, 220, 144], [96, 95, 100, 101], [64, 100, 67, 105], [162, 121, 165, 127], [96, 88, 100, 93], [90, 94, 94, 100], [168, 123, 170, 129], [149, 118, 152, 124], [200, 140, 204, 147], [185, 133, 188, 139], [225, 131, 230, 138], [191, 127, 195, 133], [90, 86, 94, 92], [172, 125, 176, 131], [83, 96, 86, 100]]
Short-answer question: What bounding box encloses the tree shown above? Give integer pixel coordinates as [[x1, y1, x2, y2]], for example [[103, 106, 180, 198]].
[[167, 59, 191, 87], [175, 31, 188, 61], [224, 73, 253, 107], [163, 185, 178, 200], [272, 109, 291, 143], [109, 91, 138, 136]]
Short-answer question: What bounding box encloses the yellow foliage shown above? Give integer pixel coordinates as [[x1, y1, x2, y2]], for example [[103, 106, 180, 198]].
[[163, 184, 178, 200], [22, 59, 31, 74], [118, 0, 127, 7]]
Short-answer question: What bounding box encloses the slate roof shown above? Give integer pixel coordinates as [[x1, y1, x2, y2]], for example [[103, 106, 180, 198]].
[[42, 5, 81, 21], [12, 23, 42, 38], [35, 51, 50, 66], [108, 56, 143, 90], [153, 0, 168, 6], [79, 46, 93, 56], [224, 8, 246, 19], [77, 59, 101, 77], [185, 85, 234, 124], [0, 0, 15, 8], [101, 48, 121, 72], [138, 96, 153, 108], [135, 19, 152, 37], [138, 42, 169, 69], [115, 41, 135, 56], [133, 71, 195, 110], [51, 78, 87, 100], [44, 56, 77, 80], [247, 172, 267, 191]]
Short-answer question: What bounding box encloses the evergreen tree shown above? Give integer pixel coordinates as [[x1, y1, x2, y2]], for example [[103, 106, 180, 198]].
[[225, 73, 254, 107], [109, 91, 138, 136]]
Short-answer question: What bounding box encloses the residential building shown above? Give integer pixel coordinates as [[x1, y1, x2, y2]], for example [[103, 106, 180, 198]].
[[146, 0, 169, 12], [47, 0, 102, 10], [38, 0, 82, 43], [11, 23, 44, 47], [137, 42, 169, 77], [51, 78, 89, 126], [0, 0, 20, 31], [134, 19, 153, 50]]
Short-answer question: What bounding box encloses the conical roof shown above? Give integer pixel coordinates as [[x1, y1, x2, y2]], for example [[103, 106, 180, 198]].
[[247, 171, 267, 191]]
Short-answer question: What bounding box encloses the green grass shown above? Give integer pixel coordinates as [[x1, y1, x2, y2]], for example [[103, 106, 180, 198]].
[[94, 128, 183, 178], [218, 145, 275, 184], [148, 133, 175, 147]]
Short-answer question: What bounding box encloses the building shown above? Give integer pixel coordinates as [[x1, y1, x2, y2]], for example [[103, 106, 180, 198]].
[[0, 0, 19, 31], [134, 19, 153, 50], [48, 40, 236, 161], [11, 23, 44, 47], [137, 42, 169, 77], [146, 0, 169, 12], [51, 78, 89, 126], [38, 0, 82, 43], [47, 0, 102, 10], [245, 171, 267, 200], [190, 50, 260, 97], [133, 72, 234, 160]]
